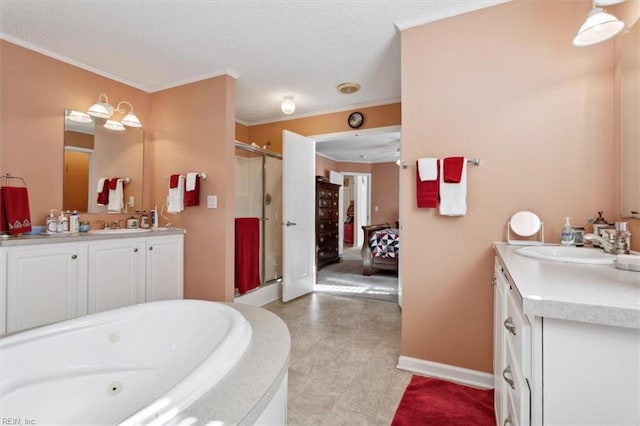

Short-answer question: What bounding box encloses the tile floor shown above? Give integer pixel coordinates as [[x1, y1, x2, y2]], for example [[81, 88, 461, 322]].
[[265, 292, 412, 425]]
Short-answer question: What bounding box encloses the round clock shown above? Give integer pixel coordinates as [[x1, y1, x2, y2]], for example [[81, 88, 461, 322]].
[[348, 112, 364, 129]]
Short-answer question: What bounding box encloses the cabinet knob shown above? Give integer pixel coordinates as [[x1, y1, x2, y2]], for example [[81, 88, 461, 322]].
[[71, 254, 77, 259], [149, 246, 153, 251], [503, 317, 517, 336], [134, 248, 138, 253], [502, 365, 515, 390], [491, 277, 497, 287]]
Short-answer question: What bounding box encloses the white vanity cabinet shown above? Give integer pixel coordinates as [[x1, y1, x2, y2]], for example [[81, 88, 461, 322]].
[[0, 231, 184, 335], [493, 244, 640, 426], [4, 243, 88, 333], [88, 239, 146, 314]]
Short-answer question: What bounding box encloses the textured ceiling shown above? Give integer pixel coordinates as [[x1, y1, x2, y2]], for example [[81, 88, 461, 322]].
[[1, 0, 508, 161]]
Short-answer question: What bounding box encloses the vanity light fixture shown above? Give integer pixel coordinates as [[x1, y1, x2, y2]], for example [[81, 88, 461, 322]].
[[66, 110, 93, 124], [87, 94, 143, 128], [573, 0, 626, 47], [281, 95, 296, 115]]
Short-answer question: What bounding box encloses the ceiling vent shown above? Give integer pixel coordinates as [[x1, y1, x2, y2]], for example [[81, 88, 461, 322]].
[[336, 82, 361, 94]]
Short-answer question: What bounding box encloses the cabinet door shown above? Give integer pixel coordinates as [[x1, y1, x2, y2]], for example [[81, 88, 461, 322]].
[[88, 239, 145, 314], [146, 235, 184, 301], [6, 244, 87, 333], [493, 260, 508, 425]]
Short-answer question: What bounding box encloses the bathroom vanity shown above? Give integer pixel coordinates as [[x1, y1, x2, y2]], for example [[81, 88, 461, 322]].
[[493, 242, 640, 426], [0, 229, 184, 335]]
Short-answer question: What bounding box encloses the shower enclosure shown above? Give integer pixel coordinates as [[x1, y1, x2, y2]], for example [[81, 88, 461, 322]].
[[234, 141, 283, 289]]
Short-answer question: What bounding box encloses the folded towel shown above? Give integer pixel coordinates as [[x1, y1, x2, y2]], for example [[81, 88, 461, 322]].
[[416, 159, 439, 208], [97, 178, 110, 206], [107, 179, 124, 212], [417, 158, 438, 182], [1, 186, 32, 235], [443, 157, 464, 183], [169, 174, 180, 189], [168, 175, 185, 213], [439, 158, 467, 216], [185, 173, 200, 207], [235, 217, 261, 295]]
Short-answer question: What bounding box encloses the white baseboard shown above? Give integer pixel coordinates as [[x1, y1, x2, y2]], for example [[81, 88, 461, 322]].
[[234, 282, 282, 307], [397, 355, 494, 389]]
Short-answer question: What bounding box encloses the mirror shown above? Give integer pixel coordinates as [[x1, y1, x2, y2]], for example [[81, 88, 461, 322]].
[[63, 109, 144, 213], [507, 210, 544, 245], [620, 18, 640, 219]]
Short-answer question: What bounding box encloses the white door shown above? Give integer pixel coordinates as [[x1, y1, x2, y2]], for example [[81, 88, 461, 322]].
[[354, 175, 370, 247], [329, 170, 344, 254], [282, 130, 316, 302]]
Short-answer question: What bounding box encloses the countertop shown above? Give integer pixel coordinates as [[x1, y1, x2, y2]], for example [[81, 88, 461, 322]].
[[0, 228, 185, 247], [168, 302, 291, 425], [494, 242, 640, 329]]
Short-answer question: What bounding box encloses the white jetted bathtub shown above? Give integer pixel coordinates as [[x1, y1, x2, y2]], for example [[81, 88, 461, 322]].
[[0, 299, 252, 425]]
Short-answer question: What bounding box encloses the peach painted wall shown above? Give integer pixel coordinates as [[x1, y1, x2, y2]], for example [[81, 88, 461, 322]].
[[613, 2, 640, 250], [235, 122, 249, 143], [150, 76, 236, 302], [248, 103, 401, 153], [0, 41, 151, 226], [371, 162, 399, 225], [401, 0, 617, 373]]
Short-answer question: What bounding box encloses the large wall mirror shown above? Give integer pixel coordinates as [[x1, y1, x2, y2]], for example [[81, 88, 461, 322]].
[[620, 18, 640, 219], [63, 109, 144, 213]]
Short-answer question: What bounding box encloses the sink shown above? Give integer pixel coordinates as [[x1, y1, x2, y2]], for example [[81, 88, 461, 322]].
[[88, 228, 152, 234], [515, 245, 616, 265]]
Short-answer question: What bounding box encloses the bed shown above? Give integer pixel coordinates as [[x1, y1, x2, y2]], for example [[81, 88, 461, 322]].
[[361, 223, 399, 276]]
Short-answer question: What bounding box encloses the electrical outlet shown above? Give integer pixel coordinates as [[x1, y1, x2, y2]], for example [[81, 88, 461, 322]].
[[207, 195, 217, 209]]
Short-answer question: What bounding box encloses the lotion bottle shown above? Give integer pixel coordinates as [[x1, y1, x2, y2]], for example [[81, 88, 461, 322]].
[[57, 211, 68, 233], [46, 210, 57, 233], [70, 210, 80, 233], [560, 217, 575, 246]]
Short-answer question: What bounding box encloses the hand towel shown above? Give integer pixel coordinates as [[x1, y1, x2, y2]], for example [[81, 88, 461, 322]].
[[168, 175, 185, 213], [443, 157, 464, 183], [96, 178, 110, 206], [185, 172, 200, 207], [416, 159, 439, 208], [417, 158, 438, 182], [235, 217, 260, 295], [439, 158, 467, 216], [169, 174, 180, 189], [107, 179, 124, 212], [1, 186, 32, 235]]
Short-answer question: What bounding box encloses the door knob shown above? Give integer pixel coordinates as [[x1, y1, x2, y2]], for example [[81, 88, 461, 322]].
[[286, 221, 297, 227]]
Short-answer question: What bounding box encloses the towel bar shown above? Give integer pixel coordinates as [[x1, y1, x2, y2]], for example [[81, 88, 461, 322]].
[[1, 173, 28, 187], [401, 158, 480, 169], [166, 172, 208, 180]]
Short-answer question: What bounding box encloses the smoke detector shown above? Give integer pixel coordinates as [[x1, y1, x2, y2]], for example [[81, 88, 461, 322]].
[[336, 82, 361, 94]]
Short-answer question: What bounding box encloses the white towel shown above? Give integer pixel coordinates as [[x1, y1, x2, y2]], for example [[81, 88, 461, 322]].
[[439, 159, 467, 216], [168, 175, 185, 213], [417, 158, 438, 181], [107, 179, 124, 213], [96, 177, 106, 192], [186, 172, 198, 191]]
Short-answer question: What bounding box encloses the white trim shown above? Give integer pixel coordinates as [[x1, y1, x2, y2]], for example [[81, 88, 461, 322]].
[[234, 282, 282, 307], [393, 1, 510, 31], [396, 355, 494, 389], [311, 125, 401, 143]]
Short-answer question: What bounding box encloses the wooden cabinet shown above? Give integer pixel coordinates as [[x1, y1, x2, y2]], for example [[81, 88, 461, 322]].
[[145, 235, 184, 301], [5, 243, 88, 333], [316, 178, 340, 269], [88, 239, 145, 314]]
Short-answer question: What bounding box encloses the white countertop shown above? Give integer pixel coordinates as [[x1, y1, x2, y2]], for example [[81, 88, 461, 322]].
[[494, 242, 640, 329], [0, 228, 185, 246]]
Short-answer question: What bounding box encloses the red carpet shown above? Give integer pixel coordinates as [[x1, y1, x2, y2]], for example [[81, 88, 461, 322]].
[[391, 375, 495, 426]]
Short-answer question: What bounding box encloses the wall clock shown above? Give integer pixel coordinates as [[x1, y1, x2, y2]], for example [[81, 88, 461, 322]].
[[348, 111, 364, 129]]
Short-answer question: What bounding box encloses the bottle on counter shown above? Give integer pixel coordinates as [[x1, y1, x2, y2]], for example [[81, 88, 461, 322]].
[[70, 210, 80, 233], [57, 211, 68, 233], [560, 217, 575, 246], [46, 210, 57, 233], [140, 211, 150, 229]]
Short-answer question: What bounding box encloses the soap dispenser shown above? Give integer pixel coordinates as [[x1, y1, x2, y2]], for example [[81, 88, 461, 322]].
[[560, 217, 575, 246], [46, 210, 57, 233]]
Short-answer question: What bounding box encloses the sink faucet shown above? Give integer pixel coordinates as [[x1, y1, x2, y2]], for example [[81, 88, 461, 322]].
[[585, 222, 632, 255], [111, 220, 122, 230], [584, 233, 614, 253]]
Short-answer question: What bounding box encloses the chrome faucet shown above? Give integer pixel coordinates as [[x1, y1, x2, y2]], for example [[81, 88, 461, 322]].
[[584, 222, 631, 255]]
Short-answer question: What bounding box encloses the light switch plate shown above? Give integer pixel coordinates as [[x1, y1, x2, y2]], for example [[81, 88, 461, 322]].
[[207, 195, 217, 209]]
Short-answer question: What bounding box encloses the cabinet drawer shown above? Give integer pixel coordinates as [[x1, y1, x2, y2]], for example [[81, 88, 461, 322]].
[[505, 286, 531, 375], [318, 198, 331, 208], [318, 221, 338, 231], [318, 248, 338, 259], [504, 343, 530, 426], [318, 208, 338, 219], [318, 233, 337, 246]]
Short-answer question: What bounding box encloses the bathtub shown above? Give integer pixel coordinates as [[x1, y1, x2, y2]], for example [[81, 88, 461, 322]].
[[0, 299, 252, 425]]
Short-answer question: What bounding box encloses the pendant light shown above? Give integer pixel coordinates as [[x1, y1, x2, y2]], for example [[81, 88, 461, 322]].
[[573, 1, 626, 47]]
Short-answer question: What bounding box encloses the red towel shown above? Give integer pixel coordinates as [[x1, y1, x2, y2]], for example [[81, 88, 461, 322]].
[[169, 174, 180, 189], [97, 179, 110, 205], [1, 186, 32, 235], [443, 157, 464, 183], [108, 177, 119, 190], [184, 175, 200, 207], [416, 159, 439, 208], [235, 217, 261, 295]]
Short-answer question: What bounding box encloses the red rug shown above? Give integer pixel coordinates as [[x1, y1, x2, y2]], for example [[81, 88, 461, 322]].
[[391, 375, 495, 426]]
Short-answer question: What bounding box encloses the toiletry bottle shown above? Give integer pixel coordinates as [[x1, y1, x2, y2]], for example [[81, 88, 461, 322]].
[[70, 210, 80, 233], [560, 217, 574, 246], [57, 211, 68, 233], [46, 210, 57, 233], [151, 205, 158, 228], [126, 216, 138, 229], [140, 211, 150, 229]]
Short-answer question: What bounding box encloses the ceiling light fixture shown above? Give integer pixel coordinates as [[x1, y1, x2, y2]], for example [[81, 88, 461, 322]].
[[336, 82, 361, 95], [87, 93, 143, 129], [573, 1, 626, 47], [281, 95, 296, 115]]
